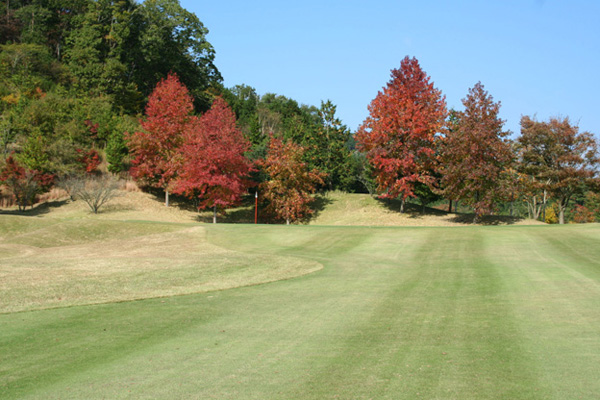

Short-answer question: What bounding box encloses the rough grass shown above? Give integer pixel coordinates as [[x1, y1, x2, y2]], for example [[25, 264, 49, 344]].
[[1, 188, 543, 226], [308, 191, 542, 226], [1, 216, 599, 399], [0, 216, 321, 313]]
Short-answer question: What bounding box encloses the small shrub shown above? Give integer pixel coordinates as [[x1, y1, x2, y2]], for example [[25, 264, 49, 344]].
[[545, 206, 558, 224], [76, 176, 121, 214], [0, 156, 54, 211], [573, 205, 595, 223]]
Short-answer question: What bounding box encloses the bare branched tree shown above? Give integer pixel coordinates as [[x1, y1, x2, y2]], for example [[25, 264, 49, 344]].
[[77, 176, 121, 214], [57, 175, 85, 201]]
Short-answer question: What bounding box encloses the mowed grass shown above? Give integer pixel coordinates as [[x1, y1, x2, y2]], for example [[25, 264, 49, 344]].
[[1, 216, 599, 399]]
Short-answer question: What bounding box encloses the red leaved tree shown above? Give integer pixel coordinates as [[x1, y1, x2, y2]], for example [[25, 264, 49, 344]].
[[259, 136, 325, 225], [127, 73, 193, 206], [439, 82, 513, 221], [356, 56, 447, 212], [516, 116, 599, 224], [174, 97, 253, 223], [0, 156, 54, 211], [76, 148, 102, 174]]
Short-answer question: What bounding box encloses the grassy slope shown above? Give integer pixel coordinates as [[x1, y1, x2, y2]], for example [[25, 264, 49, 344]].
[[0, 216, 321, 313], [307, 191, 544, 227], [1, 216, 599, 399]]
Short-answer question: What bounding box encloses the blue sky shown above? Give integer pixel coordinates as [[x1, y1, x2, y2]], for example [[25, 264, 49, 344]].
[[181, 0, 600, 137]]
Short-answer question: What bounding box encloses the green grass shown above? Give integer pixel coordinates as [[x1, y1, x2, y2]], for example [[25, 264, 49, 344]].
[[1, 215, 599, 399]]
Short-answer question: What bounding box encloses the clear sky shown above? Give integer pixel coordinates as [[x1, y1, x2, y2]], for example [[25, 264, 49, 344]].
[[181, 0, 600, 137]]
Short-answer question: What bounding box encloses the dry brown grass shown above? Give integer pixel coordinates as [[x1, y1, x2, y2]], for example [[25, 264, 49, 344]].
[[1, 184, 545, 227], [308, 191, 545, 227], [0, 223, 322, 313]]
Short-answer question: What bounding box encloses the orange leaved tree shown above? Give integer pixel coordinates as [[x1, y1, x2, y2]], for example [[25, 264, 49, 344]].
[[439, 82, 514, 221], [259, 136, 324, 225], [356, 56, 447, 212]]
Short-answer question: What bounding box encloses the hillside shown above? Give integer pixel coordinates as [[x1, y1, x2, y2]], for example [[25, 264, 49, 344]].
[[3, 188, 544, 227]]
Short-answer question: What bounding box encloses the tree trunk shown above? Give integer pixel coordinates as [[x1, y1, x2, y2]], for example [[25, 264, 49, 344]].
[[165, 190, 169, 207], [213, 205, 217, 224], [448, 199, 453, 213], [559, 207, 565, 225], [541, 190, 548, 222], [400, 198, 405, 213], [286, 218, 290, 225]]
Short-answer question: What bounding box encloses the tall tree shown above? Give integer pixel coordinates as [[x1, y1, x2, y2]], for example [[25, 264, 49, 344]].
[[303, 100, 353, 190], [259, 136, 324, 225], [136, 0, 221, 111], [439, 82, 513, 220], [63, 0, 142, 110], [356, 56, 447, 211], [174, 97, 253, 223], [127, 73, 192, 206], [516, 116, 599, 224]]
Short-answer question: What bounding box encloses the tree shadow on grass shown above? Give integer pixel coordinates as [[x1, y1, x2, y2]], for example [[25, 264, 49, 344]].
[[448, 213, 525, 225], [195, 195, 256, 224], [375, 196, 526, 225], [375, 197, 448, 218], [0, 199, 68, 217], [303, 193, 334, 224]]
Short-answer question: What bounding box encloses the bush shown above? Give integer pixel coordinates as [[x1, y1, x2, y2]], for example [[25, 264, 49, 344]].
[[76, 176, 121, 214], [573, 205, 595, 223], [545, 206, 558, 224]]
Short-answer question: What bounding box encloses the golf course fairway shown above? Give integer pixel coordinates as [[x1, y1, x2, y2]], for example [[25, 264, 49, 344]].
[[1, 222, 599, 399]]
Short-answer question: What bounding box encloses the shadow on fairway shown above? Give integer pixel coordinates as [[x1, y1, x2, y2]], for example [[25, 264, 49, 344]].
[[303, 193, 334, 224], [448, 213, 525, 225], [376, 196, 527, 225], [376, 196, 447, 217], [0, 199, 68, 217]]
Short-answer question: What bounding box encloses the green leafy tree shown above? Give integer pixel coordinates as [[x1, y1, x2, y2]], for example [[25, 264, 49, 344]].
[[136, 0, 221, 111], [303, 100, 353, 190], [106, 116, 137, 174]]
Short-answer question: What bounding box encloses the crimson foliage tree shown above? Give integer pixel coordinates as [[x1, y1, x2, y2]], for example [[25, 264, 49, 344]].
[[356, 56, 447, 211], [516, 116, 599, 224], [174, 97, 253, 223], [259, 136, 324, 225], [127, 73, 193, 206], [0, 156, 54, 211], [439, 82, 513, 220]]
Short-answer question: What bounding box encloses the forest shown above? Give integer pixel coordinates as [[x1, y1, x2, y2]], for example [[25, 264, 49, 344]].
[[1, 0, 599, 224]]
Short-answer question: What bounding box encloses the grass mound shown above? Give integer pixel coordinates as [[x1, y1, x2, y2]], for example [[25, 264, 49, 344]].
[[0, 216, 322, 313], [308, 191, 542, 226]]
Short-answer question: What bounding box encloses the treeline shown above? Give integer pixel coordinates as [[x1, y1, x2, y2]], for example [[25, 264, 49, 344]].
[[1, 1, 599, 223], [357, 57, 600, 224], [1, 0, 219, 176], [0, 0, 360, 217]]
